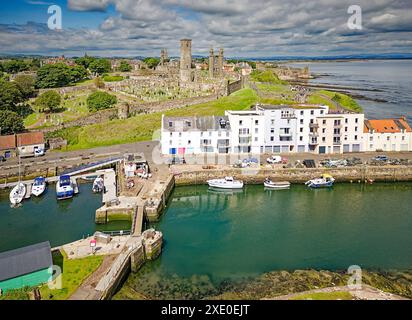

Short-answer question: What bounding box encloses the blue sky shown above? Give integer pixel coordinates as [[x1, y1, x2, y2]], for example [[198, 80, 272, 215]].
[[0, 0, 411, 57]]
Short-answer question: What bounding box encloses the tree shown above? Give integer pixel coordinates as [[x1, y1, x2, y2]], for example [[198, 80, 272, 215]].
[[119, 61, 132, 72], [2, 59, 29, 73], [87, 91, 117, 112], [0, 80, 24, 112], [70, 65, 88, 83], [75, 56, 97, 69], [143, 57, 160, 69], [34, 90, 61, 113], [35, 63, 72, 88], [89, 59, 111, 75], [13, 74, 36, 99], [0, 110, 24, 134]]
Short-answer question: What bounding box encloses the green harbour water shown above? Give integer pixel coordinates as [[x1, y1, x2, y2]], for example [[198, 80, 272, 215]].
[[116, 182, 412, 299], [0, 183, 131, 253]]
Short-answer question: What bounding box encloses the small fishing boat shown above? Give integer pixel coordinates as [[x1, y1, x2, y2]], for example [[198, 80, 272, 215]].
[[264, 178, 291, 189], [92, 176, 104, 193], [56, 175, 74, 200], [207, 176, 244, 189], [10, 183, 26, 205], [31, 176, 46, 197], [305, 174, 335, 188]]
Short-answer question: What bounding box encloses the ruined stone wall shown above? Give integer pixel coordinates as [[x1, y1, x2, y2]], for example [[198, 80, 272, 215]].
[[174, 166, 412, 185], [226, 78, 243, 96]]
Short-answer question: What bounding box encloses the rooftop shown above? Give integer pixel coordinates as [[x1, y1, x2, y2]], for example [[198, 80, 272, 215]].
[[364, 118, 412, 133], [163, 115, 231, 132], [0, 134, 16, 151], [0, 241, 52, 282]]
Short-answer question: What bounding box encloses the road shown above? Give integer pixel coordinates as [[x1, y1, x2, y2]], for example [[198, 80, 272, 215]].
[[0, 141, 159, 177]]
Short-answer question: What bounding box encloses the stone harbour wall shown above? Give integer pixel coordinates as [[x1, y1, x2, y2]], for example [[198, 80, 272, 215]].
[[174, 165, 412, 185]]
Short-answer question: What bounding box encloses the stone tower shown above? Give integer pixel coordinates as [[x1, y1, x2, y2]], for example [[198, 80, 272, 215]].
[[180, 39, 193, 82], [160, 49, 168, 66], [209, 48, 215, 78], [218, 48, 224, 76]]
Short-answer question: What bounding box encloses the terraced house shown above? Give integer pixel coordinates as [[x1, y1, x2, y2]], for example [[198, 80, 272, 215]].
[[161, 104, 411, 155]]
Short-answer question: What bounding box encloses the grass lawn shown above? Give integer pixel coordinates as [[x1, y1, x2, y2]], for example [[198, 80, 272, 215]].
[[39, 250, 103, 300], [318, 90, 363, 112], [48, 88, 258, 150], [290, 291, 353, 300]]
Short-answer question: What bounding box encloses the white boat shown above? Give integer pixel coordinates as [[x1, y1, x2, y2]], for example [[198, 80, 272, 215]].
[[10, 183, 26, 205], [92, 176, 104, 193], [207, 176, 244, 189], [31, 176, 46, 197], [305, 174, 335, 188], [56, 175, 74, 200], [264, 178, 291, 189]]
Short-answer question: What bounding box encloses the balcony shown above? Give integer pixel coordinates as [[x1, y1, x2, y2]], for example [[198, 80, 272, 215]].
[[309, 123, 319, 129], [200, 140, 212, 146], [309, 132, 319, 137], [333, 140, 342, 145], [309, 139, 319, 145], [238, 132, 251, 138]]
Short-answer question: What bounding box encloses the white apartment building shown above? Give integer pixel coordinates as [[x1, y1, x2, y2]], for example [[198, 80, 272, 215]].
[[363, 118, 412, 152], [161, 105, 412, 156], [161, 115, 231, 155]]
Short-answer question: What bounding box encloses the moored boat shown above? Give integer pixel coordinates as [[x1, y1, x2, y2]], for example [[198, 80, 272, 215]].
[[9, 183, 26, 205], [92, 176, 104, 193], [264, 178, 291, 189], [207, 176, 244, 189], [31, 177, 46, 197], [305, 174, 335, 188], [56, 175, 74, 200]]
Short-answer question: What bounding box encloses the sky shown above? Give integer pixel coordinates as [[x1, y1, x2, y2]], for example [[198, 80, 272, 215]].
[[0, 0, 411, 58]]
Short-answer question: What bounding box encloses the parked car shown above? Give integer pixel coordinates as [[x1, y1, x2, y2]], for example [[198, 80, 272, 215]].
[[34, 148, 45, 157], [266, 155, 287, 164], [372, 155, 388, 162], [0, 155, 5, 162]]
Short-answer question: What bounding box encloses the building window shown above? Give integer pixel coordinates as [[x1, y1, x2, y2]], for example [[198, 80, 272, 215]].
[[387, 136, 390, 141], [310, 110, 314, 115], [255, 128, 258, 134], [179, 132, 182, 137], [323, 120, 326, 125], [186, 121, 191, 127], [354, 135, 358, 140], [320, 110, 324, 114], [355, 118, 358, 123], [254, 137, 258, 142], [270, 128, 275, 134], [300, 136, 303, 141], [170, 132, 172, 137], [355, 127, 358, 132], [270, 136, 274, 142], [322, 128, 326, 133], [255, 120, 259, 125], [169, 140, 172, 144], [402, 136, 405, 141], [271, 119, 275, 125], [345, 118, 348, 124], [188, 140, 191, 144], [169, 121, 173, 127], [345, 127, 348, 132], [300, 128, 303, 133], [300, 119, 304, 124], [322, 137, 326, 142], [300, 111, 304, 115], [370, 136, 373, 141], [239, 120, 243, 126]]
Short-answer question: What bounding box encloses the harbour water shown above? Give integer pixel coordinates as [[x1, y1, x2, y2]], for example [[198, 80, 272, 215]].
[[0, 183, 131, 253], [117, 183, 412, 298], [288, 59, 412, 122]]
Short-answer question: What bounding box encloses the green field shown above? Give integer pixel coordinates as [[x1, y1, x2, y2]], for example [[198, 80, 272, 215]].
[[39, 250, 103, 300], [47, 88, 259, 150]]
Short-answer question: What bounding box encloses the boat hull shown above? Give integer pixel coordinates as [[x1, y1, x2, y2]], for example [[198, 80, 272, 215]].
[[10, 183, 26, 205], [207, 180, 244, 189], [264, 181, 290, 189], [307, 181, 334, 188]]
